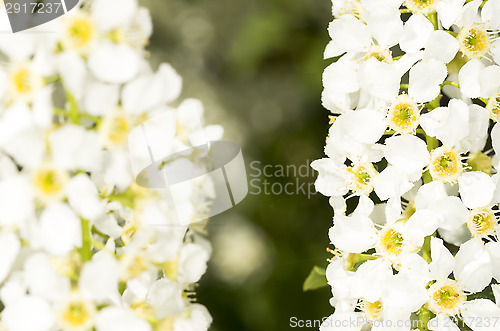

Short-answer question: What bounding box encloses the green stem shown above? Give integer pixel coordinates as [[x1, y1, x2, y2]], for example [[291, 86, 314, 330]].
[[66, 92, 81, 125], [441, 80, 460, 88], [80, 218, 92, 262], [426, 12, 438, 30], [422, 235, 432, 263]]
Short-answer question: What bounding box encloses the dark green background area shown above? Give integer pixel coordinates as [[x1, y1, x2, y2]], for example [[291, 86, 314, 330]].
[[142, 0, 334, 329]]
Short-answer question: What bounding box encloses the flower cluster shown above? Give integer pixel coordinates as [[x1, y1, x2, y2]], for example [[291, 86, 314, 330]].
[[0, 1, 221, 331], [313, 0, 500, 330]]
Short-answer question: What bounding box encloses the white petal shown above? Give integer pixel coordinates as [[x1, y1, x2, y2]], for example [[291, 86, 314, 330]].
[[461, 299, 500, 331], [80, 251, 120, 303], [310, 158, 349, 197], [88, 43, 141, 84], [409, 59, 448, 103], [327, 15, 372, 54], [0, 232, 20, 283], [415, 181, 447, 209], [177, 243, 210, 284], [462, 104, 489, 153], [146, 279, 186, 319], [485, 241, 500, 283], [404, 210, 441, 247], [424, 30, 459, 63], [459, 59, 485, 98], [479, 65, 500, 98], [0, 176, 34, 226], [437, 0, 466, 29], [458, 171, 495, 209], [49, 125, 102, 172], [455, 239, 492, 293], [40, 203, 82, 256], [492, 123, 500, 158], [482, 0, 500, 30], [382, 272, 429, 312], [384, 135, 429, 175], [2, 296, 55, 331], [373, 166, 413, 201], [490, 39, 500, 65], [366, 10, 403, 48], [329, 215, 377, 253], [430, 237, 455, 282], [429, 196, 469, 230], [420, 98, 469, 148], [122, 63, 182, 115], [96, 307, 151, 331], [456, 0, 482, 27], [83, 80, 120, 116], [400, 14, 434, 53], [359, 58, 400, 101], [67, 174, 105, 221], [24, 253, 70, 302], [56, 51, 86, 100], [323, 59, 360, 95], [91, 0, 138, 31], [437, 224, 471, 246], [352, 258, 393, 303], [343, 108, 387, 144]]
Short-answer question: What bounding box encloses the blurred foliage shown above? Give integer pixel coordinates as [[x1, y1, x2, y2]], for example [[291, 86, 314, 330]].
[[141, 0, 334, 330]]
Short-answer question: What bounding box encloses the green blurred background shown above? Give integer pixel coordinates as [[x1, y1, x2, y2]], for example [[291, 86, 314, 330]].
[[142, 0, 333, 329]]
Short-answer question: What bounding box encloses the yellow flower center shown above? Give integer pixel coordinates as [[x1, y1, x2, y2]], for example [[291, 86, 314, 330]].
[[101, 113, 133, 148], [375, 224, 417, 268], [64, 14, 95, 51], [347, 162, 377, 195], [364, 46, 393, 64], [428, 280, 465, 316], [9, 64, 42, 100], [379, 227, 405, 255], [363, 300, 383, 321], [429, 147, 462, 183], [467, 207, 497, 238], [387, 95, 419, 134], [404, 0, 438, 14], [458, 24, 490, 59], [34, 166, 69, 201], [59, 298, 95, 330]]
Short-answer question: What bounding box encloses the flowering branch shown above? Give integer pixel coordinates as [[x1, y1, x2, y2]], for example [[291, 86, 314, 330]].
[[312, 1, 500, 330]]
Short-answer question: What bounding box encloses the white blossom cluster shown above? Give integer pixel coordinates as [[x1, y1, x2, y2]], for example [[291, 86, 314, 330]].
[[313, 0, 500, 330], [0, 1, 221, 331]]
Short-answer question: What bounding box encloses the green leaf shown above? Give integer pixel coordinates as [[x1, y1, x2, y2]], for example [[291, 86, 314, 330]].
[[303, 266, 328, 292]]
